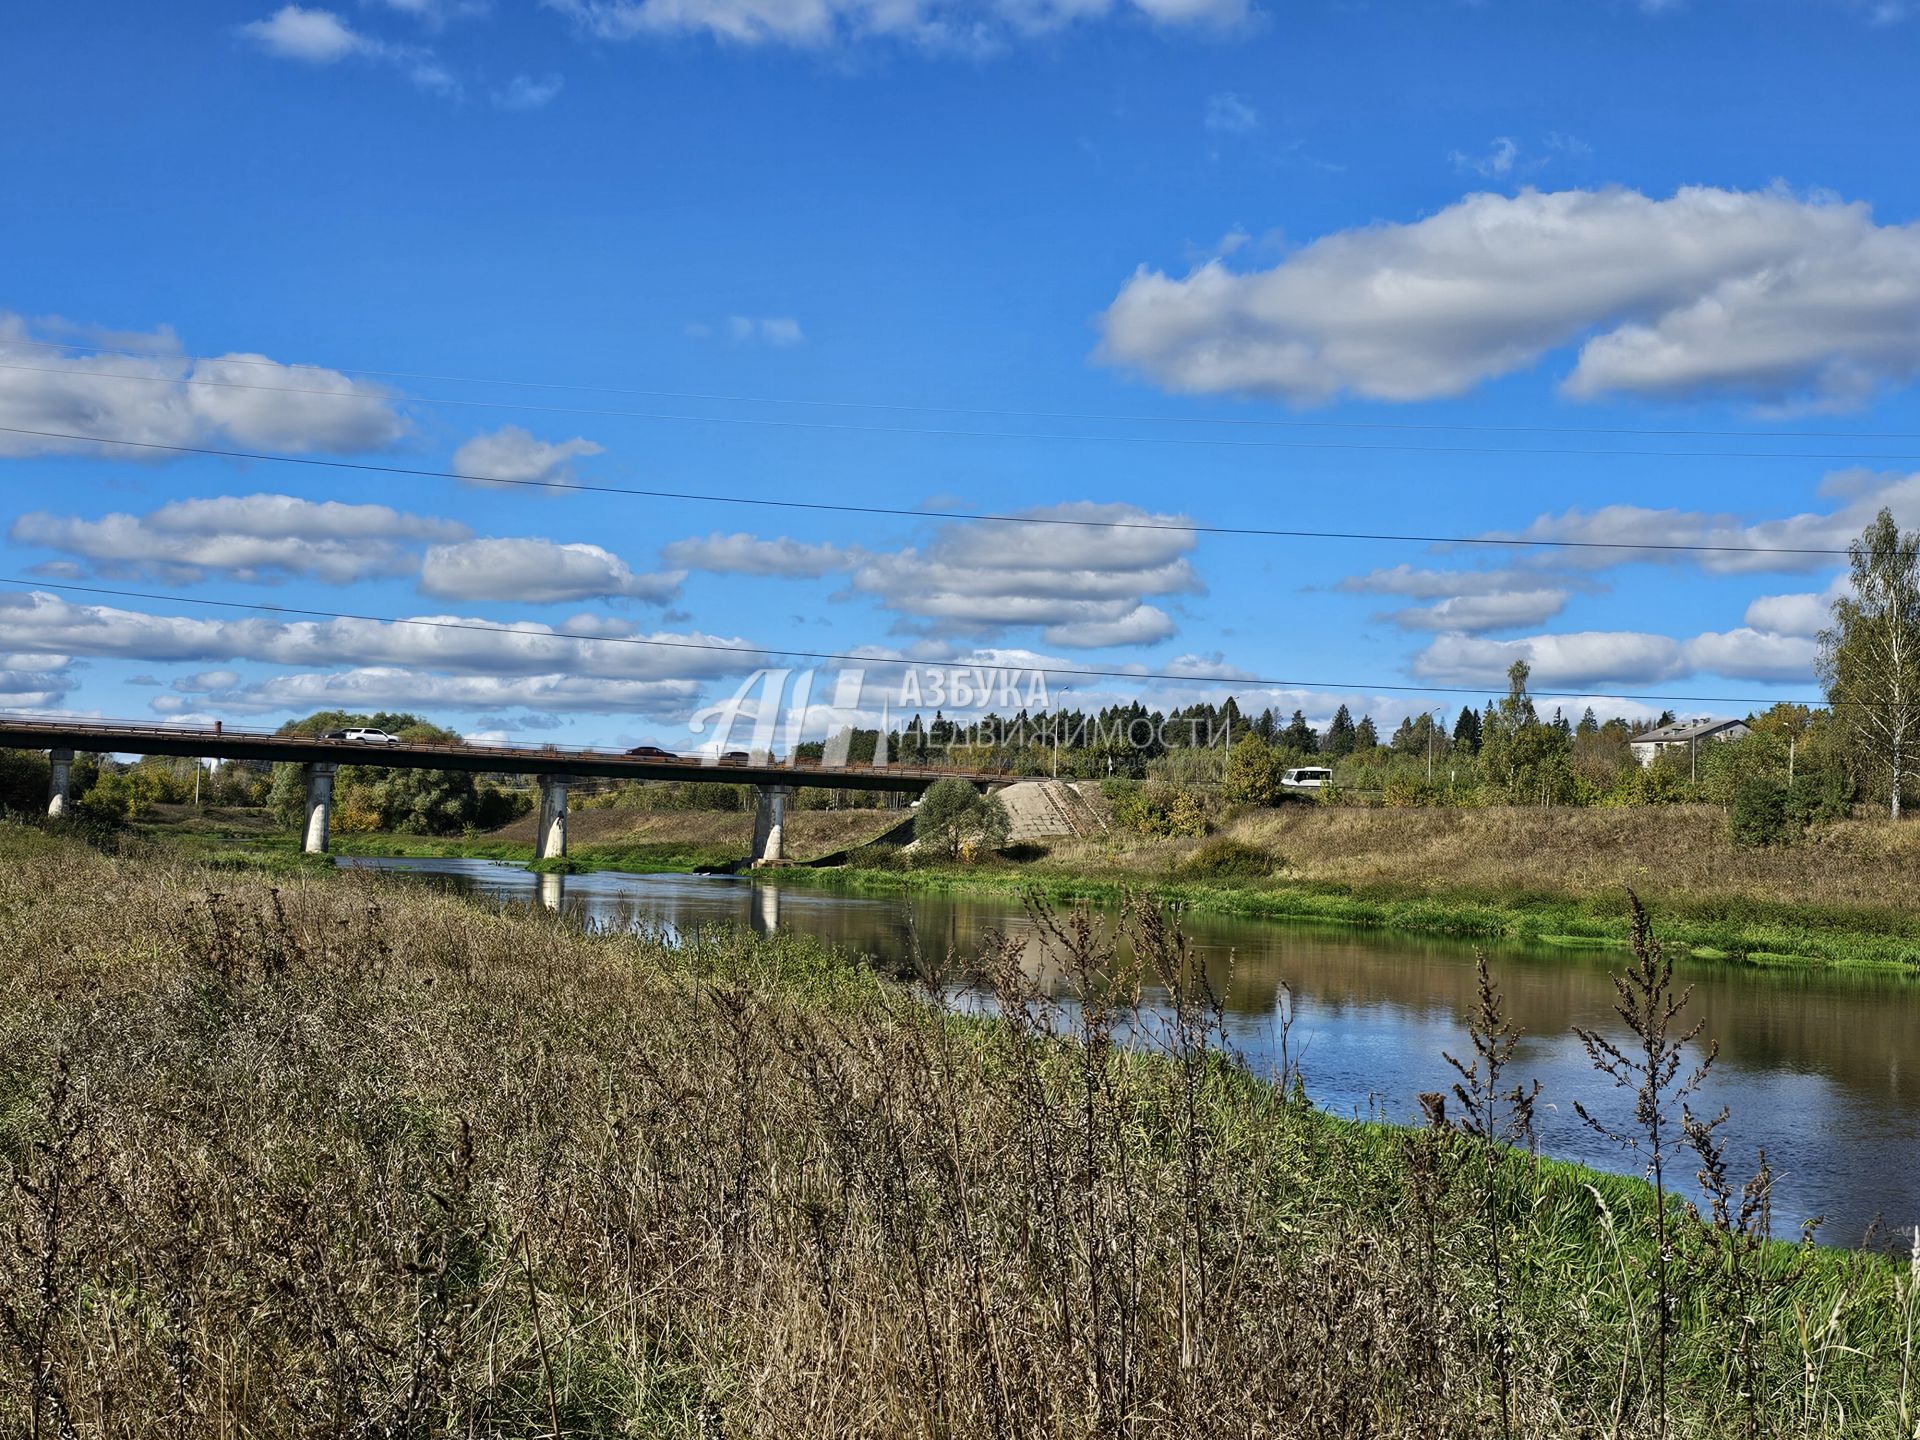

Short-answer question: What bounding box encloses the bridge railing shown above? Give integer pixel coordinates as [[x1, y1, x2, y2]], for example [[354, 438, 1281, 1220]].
[[0, 710, 1011, 781]]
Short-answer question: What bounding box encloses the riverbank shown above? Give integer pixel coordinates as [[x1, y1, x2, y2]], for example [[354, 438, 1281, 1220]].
[[760, 804, 1920, 973], [0, 822, 1908, 1438], [131, 802, 907, 875]]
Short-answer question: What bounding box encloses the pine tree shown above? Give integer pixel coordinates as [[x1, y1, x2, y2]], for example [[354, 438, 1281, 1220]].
[[1284, 709, 1319, 754], [1452, 705, 1482, 754], [1324, 704, 1358, 759], [1354, 715, 1380, 751]]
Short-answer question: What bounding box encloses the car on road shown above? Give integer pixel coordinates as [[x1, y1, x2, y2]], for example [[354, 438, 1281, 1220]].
[[717, 750, 752, 763], [323, 727, 403, 745], [625, 745, 678, 758], [1280, 766, 1333, 791]]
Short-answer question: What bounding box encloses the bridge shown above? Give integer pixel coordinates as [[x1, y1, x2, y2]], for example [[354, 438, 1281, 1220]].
[[0, 717, 989, 864]]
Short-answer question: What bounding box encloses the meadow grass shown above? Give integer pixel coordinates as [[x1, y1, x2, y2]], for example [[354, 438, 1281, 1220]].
[[0, 820, 1912, 1437]]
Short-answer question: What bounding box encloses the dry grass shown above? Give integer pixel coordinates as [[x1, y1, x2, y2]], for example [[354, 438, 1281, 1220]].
[[1047, 804, 1920, 915], [0, 823, 1909, 1437]]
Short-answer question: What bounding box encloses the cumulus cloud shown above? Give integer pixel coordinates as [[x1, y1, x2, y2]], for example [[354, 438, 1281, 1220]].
[[0, 316, 408, 457], [1412, 625, 1822, 689], [542, 0, 1245, 49], [1412, 631, 1689, 689], [0, 662, 80, 710], [181, 668, 709, 719], [662, 532, 850, 577], [1744, 577, 1847, 637], [450, 425, 604, 490], [418, 538, 684, 604], [1484, 469, 1920, 575], [1386, 590, 1570, 633], [0, 591, 761, 684], [845, 501, 1199, 648], [239, 5, 459, 93], [1098, 185, 1920, 408], [10, 494, 467, 584]]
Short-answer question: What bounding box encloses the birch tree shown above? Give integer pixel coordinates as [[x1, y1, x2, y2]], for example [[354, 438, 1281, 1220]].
[[1819, 508, 1920, 820]]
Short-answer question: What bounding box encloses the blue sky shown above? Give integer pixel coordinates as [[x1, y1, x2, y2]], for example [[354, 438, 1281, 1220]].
[[3, 0, 1919, 748]]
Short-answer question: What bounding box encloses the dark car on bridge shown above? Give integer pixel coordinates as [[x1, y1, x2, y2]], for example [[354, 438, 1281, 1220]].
[[624, 745, 677, 758]]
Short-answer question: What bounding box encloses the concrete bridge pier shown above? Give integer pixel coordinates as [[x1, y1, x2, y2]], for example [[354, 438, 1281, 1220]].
[[302, 763, 337, 854], [535, 777, 570, 860], [47, 749, 73, 818], [751, 785, 793, 865]]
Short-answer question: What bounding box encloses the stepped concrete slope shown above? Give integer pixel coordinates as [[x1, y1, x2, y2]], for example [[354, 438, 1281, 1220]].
[[997, 780, 1107, 841]]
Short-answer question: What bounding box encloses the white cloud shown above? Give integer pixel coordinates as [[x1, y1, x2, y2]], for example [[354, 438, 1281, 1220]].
[[10, 494, 466, 585], [1450, 136, 1517, 178], [1098, 185, 1920, 408], [493, 73, 564, 109], [419, 538, 684, 604], [1204, 92, 1259, 134], [1744, 577, 1847, 637], [1339, 564, 1561, 600], [542, 0, 1244, 49], [1387, 590, 1569, 633], [183, 668, 709, 719], [1682, 628, 1820, 683], [0, 663, 80, 710], [241, 5, 372, 60], [845, 501, 1199, 648], [710, 315, 805, 346], [0, 591, 761, 684], [449, 425, 604, 489], [662, 532, 850, 577], [173, 669, 242, 693], [239, 6, 460, 94], [0, 316, 408, 457], [1486, 470, 1920, 576], [1412, 631, 1689, 690]]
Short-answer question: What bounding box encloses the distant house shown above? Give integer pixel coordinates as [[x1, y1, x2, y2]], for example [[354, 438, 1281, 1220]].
[[1630, 717, 1752, 768]]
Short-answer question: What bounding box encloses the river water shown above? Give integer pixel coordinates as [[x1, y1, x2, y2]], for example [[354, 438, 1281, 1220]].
[[343, 857, 1919, 1246]]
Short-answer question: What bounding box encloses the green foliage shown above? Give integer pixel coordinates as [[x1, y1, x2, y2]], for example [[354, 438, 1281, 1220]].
[[1820, 507, 1920, 818], [913, 778, 1009, 859], [1102, 779, 1211, 838], [1730, 777, 1790, 848], [1176, 837, 1277, 881], [0, 748, 51, 815], [1221, 733, 1287, 806]]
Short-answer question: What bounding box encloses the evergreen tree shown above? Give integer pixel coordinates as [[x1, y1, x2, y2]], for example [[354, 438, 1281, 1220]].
[[1354, 714, 1380, 751], [1283, 709, 1319, 753], [1452, 705, 1482, 754], [1577, 707, 1599, 738], [1324, 704, 1357, 759]]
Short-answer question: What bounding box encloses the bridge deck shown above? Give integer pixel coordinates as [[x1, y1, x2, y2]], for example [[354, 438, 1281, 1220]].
[[0, 718, 991, 793]]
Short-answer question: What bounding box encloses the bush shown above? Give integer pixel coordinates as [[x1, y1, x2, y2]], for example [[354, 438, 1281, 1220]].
[[1787, 768, 1854, 826], [1103, 780, 1210, 837], [1729, 777, 1790, 848], [914, 779, 1010, 860], [1177, 838, 1278, 881]]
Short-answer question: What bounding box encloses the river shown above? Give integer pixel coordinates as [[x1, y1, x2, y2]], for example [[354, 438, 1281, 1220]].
[[344, 856, 1919, 1246]]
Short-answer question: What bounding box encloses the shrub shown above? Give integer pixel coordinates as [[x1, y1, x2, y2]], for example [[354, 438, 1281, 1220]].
[[1729, 777, 1790, 848], [914, 779, 1010, 859], [1177, 837, 1278, 881]]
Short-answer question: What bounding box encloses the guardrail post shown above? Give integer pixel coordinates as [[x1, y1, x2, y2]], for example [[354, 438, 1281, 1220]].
[[535, 777, 569, 860], [47, 749, 73, 819], [751, 784, 792, 865], [302, 763, 337, 854]]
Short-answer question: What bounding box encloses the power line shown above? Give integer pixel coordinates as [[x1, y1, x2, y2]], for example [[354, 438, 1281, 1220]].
[[6, 355, 1920, 461], [11, 333, 1920, 442], [0, 424, 1867, 559], [0, 574, 1831, 709]]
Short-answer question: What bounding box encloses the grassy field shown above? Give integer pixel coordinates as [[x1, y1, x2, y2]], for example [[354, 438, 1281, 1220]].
[[0, 821, 1911, 1437]]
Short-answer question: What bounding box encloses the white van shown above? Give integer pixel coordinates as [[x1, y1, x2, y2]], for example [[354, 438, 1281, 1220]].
[[1280, 767, 1332, 791]]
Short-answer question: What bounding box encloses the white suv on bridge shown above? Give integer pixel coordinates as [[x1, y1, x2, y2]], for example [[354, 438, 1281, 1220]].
[[324, 727, 403, 745]]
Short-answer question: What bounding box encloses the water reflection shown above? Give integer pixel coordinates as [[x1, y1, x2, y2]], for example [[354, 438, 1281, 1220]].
[[342, 857, 1920, 1245]]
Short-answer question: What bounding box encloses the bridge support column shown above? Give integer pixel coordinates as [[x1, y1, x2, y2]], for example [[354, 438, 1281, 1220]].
[[47, 749, 72, 819], [751, 785, 792, 865], [535, 777, 569, 860], [302, 764, 336, 854]]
